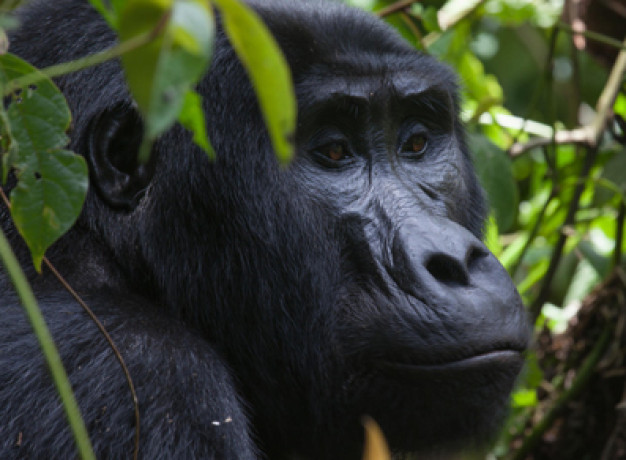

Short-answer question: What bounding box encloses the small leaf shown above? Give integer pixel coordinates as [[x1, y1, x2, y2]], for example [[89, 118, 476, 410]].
[[0, 107, 18, 184], [119, 0, 214, 162], [0, 54, 88, 271], [0, 54, 70, 154], [212, 0, 295, 164], [118, 0, 172, 112], [87, 0, 119, 30], [512, 389, 537, 408], [421, 7, 441, 33], [469, 133, 518, 232], [178, 89, 214, 158], [361, 416, 391, 460], [11, 150, 88, 271]]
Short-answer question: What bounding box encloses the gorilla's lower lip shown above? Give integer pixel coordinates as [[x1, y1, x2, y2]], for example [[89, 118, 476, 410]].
[[376, 350, 524, 375]]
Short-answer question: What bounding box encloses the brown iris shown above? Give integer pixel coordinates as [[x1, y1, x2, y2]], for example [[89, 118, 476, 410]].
[[405, 134, 427, 155], [322, 142, 347, 161]]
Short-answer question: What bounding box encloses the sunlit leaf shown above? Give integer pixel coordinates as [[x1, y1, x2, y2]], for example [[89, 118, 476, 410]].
[[88, 0, 119, 29], [178, 89, 214, 158], [484, 214, 502, 255], [512, 389, 537, 408], [212, 0, 295, 164], [119, 0, 214, 162]]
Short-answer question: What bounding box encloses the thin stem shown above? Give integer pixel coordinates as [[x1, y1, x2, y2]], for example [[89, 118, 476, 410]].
[[512, 326, 613, 460], [559, 22, 626, 52], [529, 146, 598, 321], [510, 37, 626, 156], [510, 188, 556, 278], [377, 0, 415, 18], [614, 200, 625, 269], [0, 188, 140, 460], [0, 227, 95, 460], [3, 10, 171, 96]]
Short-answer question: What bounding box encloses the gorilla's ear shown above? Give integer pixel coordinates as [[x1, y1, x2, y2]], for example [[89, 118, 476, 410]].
[[86, 105, 155, 210]]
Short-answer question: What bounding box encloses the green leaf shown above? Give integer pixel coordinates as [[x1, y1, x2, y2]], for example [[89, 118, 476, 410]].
[[119, 0, 214, 162], [421, 7, 441, 33], [212, 0, 295, 164], [118, 0, 171, 111], [484, 213, 502, 255], [0, 54, 88, 272], [0, 105, 18, 184], [87, 0, 119, 30], [511, 389, 537, 408], [0, 55, 70, 154], [178, 89, 214, 158], [0, 15, 20, 31], [11, 150, 88, 271], [469, 133, 518, 232]]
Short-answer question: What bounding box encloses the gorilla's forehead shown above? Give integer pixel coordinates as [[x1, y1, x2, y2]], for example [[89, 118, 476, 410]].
[[294, 68, 455, 121], [298, 69, 447, 98]]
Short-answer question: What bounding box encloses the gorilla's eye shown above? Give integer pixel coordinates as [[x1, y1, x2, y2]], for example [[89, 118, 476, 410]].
[[402, 134, 427, 156], [316, 142, 351, 163]]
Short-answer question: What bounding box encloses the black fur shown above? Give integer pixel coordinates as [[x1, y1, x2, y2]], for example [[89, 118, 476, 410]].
[[1, 1, 529, 458]]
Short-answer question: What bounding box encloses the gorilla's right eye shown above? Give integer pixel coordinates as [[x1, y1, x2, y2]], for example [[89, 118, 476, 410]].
[[401, 133, 428, 157], [313, 141, 352, 164]]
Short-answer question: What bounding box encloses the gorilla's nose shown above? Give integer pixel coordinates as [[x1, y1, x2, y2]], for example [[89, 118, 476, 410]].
[[422, 239, 488, 287], [390, 217, 494, 294]]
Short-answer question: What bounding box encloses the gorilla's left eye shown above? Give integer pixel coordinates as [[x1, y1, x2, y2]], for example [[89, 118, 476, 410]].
[[314, 141, 352, 164], [401, 134, 428, 156]]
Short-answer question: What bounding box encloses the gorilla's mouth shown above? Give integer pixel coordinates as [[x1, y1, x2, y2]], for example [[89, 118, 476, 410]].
[[375, 349, 524, 376]]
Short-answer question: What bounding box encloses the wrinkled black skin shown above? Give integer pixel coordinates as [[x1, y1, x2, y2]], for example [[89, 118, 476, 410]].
[[0, 1, 529, 459]]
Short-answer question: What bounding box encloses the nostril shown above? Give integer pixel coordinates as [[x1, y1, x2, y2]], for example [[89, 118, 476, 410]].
[[425, 253, 469, 286], [467, 245, 489, 271]]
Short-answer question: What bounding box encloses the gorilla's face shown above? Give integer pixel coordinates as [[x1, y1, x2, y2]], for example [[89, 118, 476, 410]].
[[287, 59, 527, 454]]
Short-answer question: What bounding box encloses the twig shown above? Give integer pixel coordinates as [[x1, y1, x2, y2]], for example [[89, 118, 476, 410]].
[[509, 37, 626, 157], [0, 206, 95, 460], [0, 187, 140, 460], [376, 0, 416, 18], [399, 11, 424, 49], [510, 188, 557, 278], [614, 200, 625, 269], [3, 10, 171, 96], [559, 22, 626, 52], [529, 146, 598, 321]]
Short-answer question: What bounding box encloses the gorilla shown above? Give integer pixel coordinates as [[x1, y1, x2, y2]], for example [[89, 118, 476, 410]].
[[0, 0, 529, 458]]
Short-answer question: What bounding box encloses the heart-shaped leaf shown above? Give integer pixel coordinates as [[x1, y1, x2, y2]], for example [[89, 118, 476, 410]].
[[0, 54, 88, 271]]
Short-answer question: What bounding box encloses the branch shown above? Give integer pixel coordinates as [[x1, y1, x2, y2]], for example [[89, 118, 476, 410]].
[[614, 200, 625, 269], [512, 326, 613, 460], [509, 37, 626, 157], [558, 22, 626, 52], [377, 0, 416, 18]]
